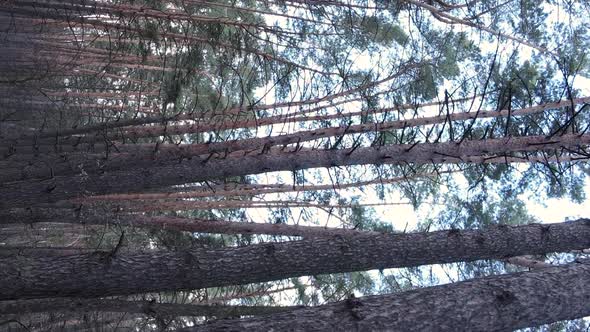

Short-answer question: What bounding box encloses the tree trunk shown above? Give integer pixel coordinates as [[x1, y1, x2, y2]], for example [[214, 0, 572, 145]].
[[11, 95, 581, 146], [182, 260, 590, 331], [7, 68, 414, 140], [104, 199, 415, 213], [1, 133, 588, 208], [0, 207, 378, 238], [78, 174, 435, 201], [0, 298, 298, 318], [1, 219, 589, 300]]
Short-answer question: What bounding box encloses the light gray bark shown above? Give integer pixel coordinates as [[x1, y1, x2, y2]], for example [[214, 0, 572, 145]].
[[183, 260, 590, 331], [1, 219, 589, 300]]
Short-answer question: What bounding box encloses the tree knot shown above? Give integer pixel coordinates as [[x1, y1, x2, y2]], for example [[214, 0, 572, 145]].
[[346, 295, 365, 320], [493, 289, 515, 306]]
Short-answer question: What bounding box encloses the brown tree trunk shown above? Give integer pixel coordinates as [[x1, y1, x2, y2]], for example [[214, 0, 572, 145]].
[[11, 67, 416, 140], [1, 219, 589, 300], [106, 199, 415, 213], [14, 95, 582, 146], [100, 96, 590, 142], [183, 260, 590, 331], [1, 133, 588, 208], [79, 174, 436, 201], [0, 208, 378, 238], [505, 256, 552, 269], [3, 3, 327, 76]]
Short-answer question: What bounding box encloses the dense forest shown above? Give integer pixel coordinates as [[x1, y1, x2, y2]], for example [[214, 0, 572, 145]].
[[0, 0, 589, 331]]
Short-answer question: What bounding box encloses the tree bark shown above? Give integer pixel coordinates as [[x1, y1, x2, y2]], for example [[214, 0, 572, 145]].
[[102, 199, 415, 213], [1, 133, 588, 208], [10, 95, 581, 147], [0, 207, 378, 238], [182, 260, 590, 331], [78, 174, 435, 201], [0, 298, 298, 318], [1, 219, 589, 300]]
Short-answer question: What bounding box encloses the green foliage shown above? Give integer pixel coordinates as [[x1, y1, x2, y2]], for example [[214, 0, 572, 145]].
[[415, 64, 438, 100], [514, 0, 548, 43], [311, 271, 376, 304], [491, 59, 546, 108], [346, 203, 395, 233], [421, 190, 536, 231], [436, 32, 480, 79], [357, 16, 408, 46]]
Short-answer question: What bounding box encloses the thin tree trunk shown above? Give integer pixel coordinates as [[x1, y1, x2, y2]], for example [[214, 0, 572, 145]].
[[407, 0, 555, 56], [1, 219, 589, 300], [2, 4, 330, 76], [78, 174, 437, 201], [106, 199, 416, 213], [17, 95, 582, 146], [12, 67, 416, 140], [7, 95, 568, 157], [100, 96, 590, 143], [0, 298, 298, 318], [0, 207, 378, 238], [204, 286, 299, 304], [505, 256, 552, 269], [182, 260, 590, 331]]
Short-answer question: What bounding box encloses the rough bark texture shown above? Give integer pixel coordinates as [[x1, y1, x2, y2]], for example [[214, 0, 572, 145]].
[[2, 96, 585, 178], [0, 298, 297, 318], [1, 133, 588, 208], [183, 260, 590, 331], [1, 219, 589, 300], [0, 247, 92, 258]]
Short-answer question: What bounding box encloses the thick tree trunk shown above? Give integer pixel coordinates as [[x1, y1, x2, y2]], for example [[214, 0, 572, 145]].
[[1, 133, 588, 208], [183, 260, 590, 331], [1, 219, 589, 300], [0, 246, 92, 258]]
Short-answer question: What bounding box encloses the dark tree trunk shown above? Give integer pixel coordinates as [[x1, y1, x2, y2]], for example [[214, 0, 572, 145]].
[[0, 298, 298, 318], [182, 260, 590, 331], [1, 219, 589, 300]]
